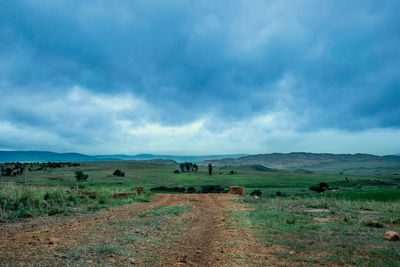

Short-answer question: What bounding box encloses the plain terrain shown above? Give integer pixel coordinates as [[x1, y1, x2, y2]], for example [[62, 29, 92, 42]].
[[1, 161, 400, 266]]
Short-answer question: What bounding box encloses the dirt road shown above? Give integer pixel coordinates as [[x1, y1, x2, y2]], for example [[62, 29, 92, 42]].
[[0, 194, 270, 266]]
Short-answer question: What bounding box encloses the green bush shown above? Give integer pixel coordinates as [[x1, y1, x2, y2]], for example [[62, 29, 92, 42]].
[[113, 169, 125, 177], [75, 170, 88, 181]]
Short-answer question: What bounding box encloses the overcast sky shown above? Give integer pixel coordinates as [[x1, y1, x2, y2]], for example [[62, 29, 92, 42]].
[[0, 0, 399, 155]]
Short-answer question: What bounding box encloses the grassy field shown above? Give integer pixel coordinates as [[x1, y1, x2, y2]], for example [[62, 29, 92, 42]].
[[2, 161, 400, 195], [306, 161, 400, 175], [231, 196, 400, 265], [1, 160, 399, 221]]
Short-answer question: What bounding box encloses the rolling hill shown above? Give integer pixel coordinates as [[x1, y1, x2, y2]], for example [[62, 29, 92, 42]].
[[200, 152, 400, 174]]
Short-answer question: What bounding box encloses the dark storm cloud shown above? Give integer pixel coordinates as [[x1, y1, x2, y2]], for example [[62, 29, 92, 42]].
[[0, 0, 399, 154]]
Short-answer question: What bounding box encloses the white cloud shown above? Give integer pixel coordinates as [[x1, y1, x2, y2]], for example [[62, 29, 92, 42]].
[[1, 95, 400, 155], [121, 120, 204, 136]]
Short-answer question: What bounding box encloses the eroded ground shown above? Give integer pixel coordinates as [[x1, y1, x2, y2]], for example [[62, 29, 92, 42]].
[[0, 194, 274, 266]]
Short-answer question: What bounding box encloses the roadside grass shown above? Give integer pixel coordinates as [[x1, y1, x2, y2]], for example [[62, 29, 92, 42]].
[[53, 204, 193, 266], [0, 183, 152, 221], [234, 195, 400, 266]]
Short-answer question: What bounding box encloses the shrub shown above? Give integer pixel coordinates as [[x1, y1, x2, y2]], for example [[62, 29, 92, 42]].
[[200, 185, 226, 193], [364, 221, 384, 228], [309, 182, 329, 193], [75, 170, 88, 181], [187, 187, 196, 193], [173, 169, 180, 174], [113, 169, 125, 177], [168, 187, 185, 193], [250, 190, 262, 196], [150, 186, 168, 192]]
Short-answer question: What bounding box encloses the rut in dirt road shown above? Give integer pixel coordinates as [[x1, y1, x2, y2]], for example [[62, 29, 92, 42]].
[[161, 194, 243, 266]]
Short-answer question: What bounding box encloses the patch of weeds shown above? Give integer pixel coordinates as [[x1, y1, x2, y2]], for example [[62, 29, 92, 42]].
[[86, 205, 101, 212], [91, 245, 127, 256], [48, 208, 65, 216], [122, 235, 138, 243]]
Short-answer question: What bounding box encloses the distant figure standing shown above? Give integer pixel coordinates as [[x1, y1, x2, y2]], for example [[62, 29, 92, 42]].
[[208, 164, 213, 175]]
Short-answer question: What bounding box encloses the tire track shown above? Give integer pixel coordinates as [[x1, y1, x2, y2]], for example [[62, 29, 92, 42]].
[[161, 194, 228, 266]]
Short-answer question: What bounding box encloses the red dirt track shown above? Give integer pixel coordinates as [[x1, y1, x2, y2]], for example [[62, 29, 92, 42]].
[[0, 194, 272, 266]]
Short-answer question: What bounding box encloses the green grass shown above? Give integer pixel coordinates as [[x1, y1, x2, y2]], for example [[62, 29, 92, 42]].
[[90, 245, 127, 256], [234, 196, 400, 266], [325, 188, 400, 201], [1, 161, 400, 221], [0, 183, 152, 221], [307, 161, 400, 175], [2, 161, 399, 195]]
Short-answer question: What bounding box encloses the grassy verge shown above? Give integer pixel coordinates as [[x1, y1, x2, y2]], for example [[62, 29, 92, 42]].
[[0, 183, 152, 221], [234, 195, 400, 266]]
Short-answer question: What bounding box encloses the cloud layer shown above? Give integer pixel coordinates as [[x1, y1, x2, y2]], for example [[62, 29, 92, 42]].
[[0, 0, 399, 154]]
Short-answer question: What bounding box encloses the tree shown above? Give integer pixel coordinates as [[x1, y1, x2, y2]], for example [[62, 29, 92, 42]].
[[179, 163, 185, 173], [208, 164, 213, 176], [75, 170, 88, 181], [185, 162, 190, 172], [1, 167, 12, 176], [193, 164, 198, 172]]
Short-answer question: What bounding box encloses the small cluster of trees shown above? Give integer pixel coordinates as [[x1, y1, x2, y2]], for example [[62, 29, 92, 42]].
[[1, 162, 24, 176], [176, 162, 213, 176], [30, 162, 80, 171], [178, 162, 199, 173]]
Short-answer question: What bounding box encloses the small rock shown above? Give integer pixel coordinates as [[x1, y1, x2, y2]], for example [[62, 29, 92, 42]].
[[385, 231, 399, 241], [48, 241, 54, 245]]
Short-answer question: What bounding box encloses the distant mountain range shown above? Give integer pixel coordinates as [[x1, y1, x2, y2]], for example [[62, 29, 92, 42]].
[[0, 151, 118, 163], [0, 151, 246, 163], [199, 152, 400, 170], [2, 151, 400, 172]]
